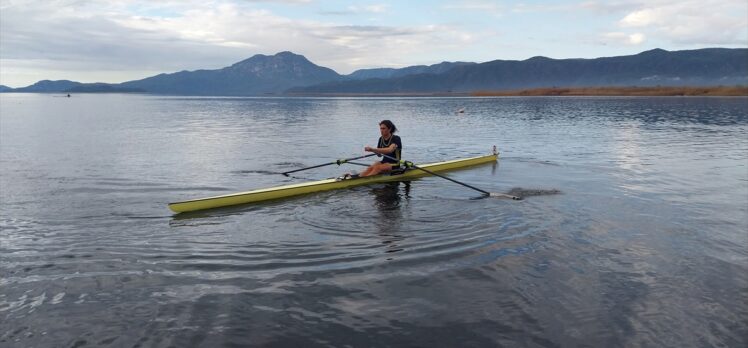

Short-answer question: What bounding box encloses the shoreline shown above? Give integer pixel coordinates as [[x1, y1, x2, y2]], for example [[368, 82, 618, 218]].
[[471, 86, 748, 97], [3, 86, 746, 97], [284, 86, 748, 97]]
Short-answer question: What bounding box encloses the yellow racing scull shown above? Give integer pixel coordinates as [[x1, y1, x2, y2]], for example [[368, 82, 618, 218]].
[[169, 151, 498, 213]]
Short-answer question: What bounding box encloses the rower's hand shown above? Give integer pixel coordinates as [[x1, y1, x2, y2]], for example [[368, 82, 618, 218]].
[[364, 146, 374, 152]]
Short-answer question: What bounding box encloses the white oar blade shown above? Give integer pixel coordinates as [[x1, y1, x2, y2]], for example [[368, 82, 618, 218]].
[[489, 192, 522, 200]]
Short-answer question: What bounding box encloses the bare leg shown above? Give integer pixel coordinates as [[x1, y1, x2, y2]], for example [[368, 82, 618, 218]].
[[361, 163, 393, 177], [358, 162, 376, 177]]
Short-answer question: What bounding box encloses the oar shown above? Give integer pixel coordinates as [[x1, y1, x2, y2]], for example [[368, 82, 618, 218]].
[[282, 153, 377, 176], [380, 154, 520, 200]]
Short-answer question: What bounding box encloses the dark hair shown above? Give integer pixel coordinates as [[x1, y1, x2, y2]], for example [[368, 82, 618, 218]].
[[379, 120, 397, 133]]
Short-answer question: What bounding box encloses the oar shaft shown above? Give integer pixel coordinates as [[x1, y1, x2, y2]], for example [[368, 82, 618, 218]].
[[380, 154, 490, 195], [414, 165, 490, 195], [281, 162, 336, 175], [282, 153, 376, 175]]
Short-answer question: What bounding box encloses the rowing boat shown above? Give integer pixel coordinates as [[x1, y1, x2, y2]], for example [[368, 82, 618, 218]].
[[168, 152, 498, 213], [169, 152, 498, 213]]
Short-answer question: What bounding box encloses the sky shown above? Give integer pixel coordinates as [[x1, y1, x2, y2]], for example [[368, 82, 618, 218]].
[[1, 0, 746, 88]]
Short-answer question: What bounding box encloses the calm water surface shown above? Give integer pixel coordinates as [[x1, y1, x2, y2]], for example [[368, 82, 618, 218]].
[[1, 94, 746, 347]]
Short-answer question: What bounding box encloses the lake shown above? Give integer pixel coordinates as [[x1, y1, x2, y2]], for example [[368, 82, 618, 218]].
[[1, 94, 746, 347]]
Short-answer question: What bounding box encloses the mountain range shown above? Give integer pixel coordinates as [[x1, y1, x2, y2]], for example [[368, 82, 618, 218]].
[[2, 48, 746, 95]]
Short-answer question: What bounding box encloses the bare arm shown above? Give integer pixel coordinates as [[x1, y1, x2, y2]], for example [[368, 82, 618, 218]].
[[365, 143, 397, 155]]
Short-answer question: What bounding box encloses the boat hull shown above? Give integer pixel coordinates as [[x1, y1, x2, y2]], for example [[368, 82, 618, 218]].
[[168, 153, 498, 213]]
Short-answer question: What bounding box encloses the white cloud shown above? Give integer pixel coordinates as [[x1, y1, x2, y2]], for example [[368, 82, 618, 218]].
[[511, 2, 577, 13], [444, 0, 573, 15], [364, 4, 389, 13], [601, 32, 647, 45], [0, 1, 477, 87], [580, 0, 747, 48], [340, 4, 389, 15], [443, 1, 505, 16], [614, 0, 747, 45], [580, 1, 644, 15], [620, 8, 657, 27], [628, 33, 646, 44]]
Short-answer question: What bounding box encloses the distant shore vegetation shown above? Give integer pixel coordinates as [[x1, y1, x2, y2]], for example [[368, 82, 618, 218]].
[[471, 86, 748, 97]]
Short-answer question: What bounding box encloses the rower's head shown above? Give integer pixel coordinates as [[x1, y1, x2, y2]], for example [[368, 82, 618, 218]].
[[379, 120, 397, 137]]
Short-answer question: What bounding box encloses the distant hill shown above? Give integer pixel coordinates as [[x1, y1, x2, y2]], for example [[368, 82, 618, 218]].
[[11, 80, 83, 93], [347, 61, 477, 80], [2, 80, 143, 93], [65, 83, 145, 93], [3, 48, 746, 95], [117, 51, 341, 95], [290, 48, 748, 94]]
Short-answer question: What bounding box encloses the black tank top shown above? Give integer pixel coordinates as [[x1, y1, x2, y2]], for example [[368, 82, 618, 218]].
[[378, 135, 402, 164]]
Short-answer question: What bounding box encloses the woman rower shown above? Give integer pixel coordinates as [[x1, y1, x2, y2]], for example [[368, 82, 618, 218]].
[[358, 120, 402, 177]]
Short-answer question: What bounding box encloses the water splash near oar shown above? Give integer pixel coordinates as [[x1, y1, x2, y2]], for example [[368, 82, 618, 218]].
[[506, 188, 562, 199]]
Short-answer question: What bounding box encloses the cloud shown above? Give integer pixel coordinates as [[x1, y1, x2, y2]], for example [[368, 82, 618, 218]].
[[364, 4, 388, 13], [323, 4, 389, 16], [600, 32, 647, 45], [444, 0, 573, 15], [611, 0, 747, 45], [580, 1, 644, 15], [1, 2, 247, 71], [579, 0, 747, 47], [620, 8, 657, 27], [510, 2, 577, 13], [0, 1, 476, 86], [628, 33, 646, 45], [442, 1, 505, 16]]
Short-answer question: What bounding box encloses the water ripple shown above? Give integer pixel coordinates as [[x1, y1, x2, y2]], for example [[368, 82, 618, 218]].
[[2, 95, 746, 347]]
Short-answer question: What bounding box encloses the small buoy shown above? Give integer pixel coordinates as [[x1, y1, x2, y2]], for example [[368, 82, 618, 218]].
[[457, 108, 465, 113]]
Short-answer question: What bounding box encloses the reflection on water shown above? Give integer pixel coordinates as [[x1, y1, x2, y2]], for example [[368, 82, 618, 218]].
[[371, 182, 411, 255]]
